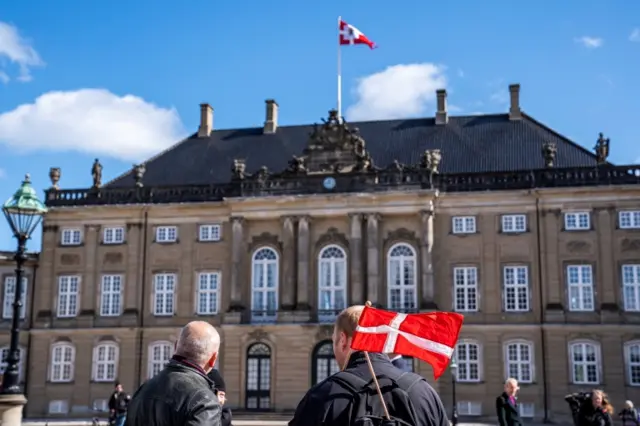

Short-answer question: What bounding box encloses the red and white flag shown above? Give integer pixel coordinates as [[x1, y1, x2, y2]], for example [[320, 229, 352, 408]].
[[339, 19, 376, 49], [350, 306, 464, 379]]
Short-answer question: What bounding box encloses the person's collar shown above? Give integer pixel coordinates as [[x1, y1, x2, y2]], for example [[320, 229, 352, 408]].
[[389, 355, 402, 362], [346, 351, 390, 368], [172, 354, 208, 376]]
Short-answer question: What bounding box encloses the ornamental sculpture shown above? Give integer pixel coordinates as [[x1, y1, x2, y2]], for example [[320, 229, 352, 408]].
[[91, 158, 103, 188], [231, 159, 247, 180], [49, 167, 61, 190], [133, 163, 146, 187], [594, 132, 610, 165], [420, 149, 442, 173], [541, 142, 557, 168]]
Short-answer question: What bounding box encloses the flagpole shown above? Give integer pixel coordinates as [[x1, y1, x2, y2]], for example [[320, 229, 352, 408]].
[[363, 301, 391, 421], [337, 15, 342, 122]]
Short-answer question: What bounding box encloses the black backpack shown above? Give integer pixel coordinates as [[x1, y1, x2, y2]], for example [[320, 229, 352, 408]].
[[331, 370, 424, 426]]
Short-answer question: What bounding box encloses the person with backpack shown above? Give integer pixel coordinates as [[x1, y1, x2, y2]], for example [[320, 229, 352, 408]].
[[288, 305, 450, 426], [618, 400, 639, 426]]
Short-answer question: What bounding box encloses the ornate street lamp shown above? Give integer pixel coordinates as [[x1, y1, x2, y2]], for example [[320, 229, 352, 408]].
[[1, 174, 47, 394], [450, 356, 458, 426]]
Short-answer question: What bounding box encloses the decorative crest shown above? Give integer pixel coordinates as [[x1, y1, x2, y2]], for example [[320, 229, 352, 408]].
[[231, 159, 247, 180], [594, 132, 610, 165], [541, 142, 557, 168], [286, 155, 307, 174], [133, 164, 146, 187], [420, 149, 442, 173], [49, 167, 61, 190], [91, 159, 103, 188]]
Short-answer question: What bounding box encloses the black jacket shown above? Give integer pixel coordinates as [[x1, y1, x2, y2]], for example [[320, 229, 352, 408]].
[[496, 392, 523, 426], [288, 351, 449, 426], [565, 393, 613, 426], [390, 356, 410, 372], [207, 369, 232, 426], [125, 357, 221, 426], [108, 391, 130, 415]]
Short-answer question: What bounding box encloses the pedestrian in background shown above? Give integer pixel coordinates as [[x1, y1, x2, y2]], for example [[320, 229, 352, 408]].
[[108, 382, 130, 426], [496, 378, 522, 426], [208, 368, 232, 426], [618, 400, 639, 426]]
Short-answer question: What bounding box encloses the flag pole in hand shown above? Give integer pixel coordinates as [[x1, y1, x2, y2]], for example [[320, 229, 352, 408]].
[[363, 301, 391, 421]]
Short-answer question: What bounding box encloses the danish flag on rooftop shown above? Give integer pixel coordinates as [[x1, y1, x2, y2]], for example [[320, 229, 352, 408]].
[[339, 19, 376, 49], [350, 306, 464, 379]]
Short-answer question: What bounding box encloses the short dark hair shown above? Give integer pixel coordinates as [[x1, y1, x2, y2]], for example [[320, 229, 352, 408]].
[[114, 382, 121, 388]]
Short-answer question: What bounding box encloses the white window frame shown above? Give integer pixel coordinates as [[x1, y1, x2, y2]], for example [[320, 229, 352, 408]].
[[619, 211, 640, 229], [519, 403, 535, 418], [0, 345, 25, 382], [453, 267, 478, 312], [564, 212, 590, 231], [387, 243, 418, 312], [2, 276, 27, 319], [100, 275, 122, 317], [622, 264, 640, 312], [457, 401, 482, 416], [153, 274, 176, 316], [567, 265, 595, 312], [455, 340, 482, 383], [624, 340, 640, 386], [156, 226, 178, 243], [61, 228, 82, 246], [103, 226, 125, 244], [48, 400, 69, 414], [251, 247, 279, 322], [57, 275, 80, 318], [92, 342, 119, 382], [148, 341, 174, 379], [93, 399, 109, 412], [503, 340, 534, 383], [501, 214, 527, 233], [317, 245, 348, 322], [196, 272, 220, 315], [452, 216, 476, 234], [503, 266, 529, 312], [49, 342, 75, 383], [199, 224, 222, 242], [569, 341, 601, 385]]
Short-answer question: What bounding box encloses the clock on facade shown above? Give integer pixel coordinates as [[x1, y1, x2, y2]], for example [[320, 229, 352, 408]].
[[323, 177, 336, 190]]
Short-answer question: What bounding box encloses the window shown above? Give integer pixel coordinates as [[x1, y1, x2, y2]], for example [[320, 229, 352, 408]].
[[622, 265, 640, 312], [156, 226, 177, 243], [148, 341, 173, 378], [199, 224, 221, 242], [387, 244, 417, 312], [504, 340, 534, 383], [61, 228, 82, 245], [318, 245, 347, 322], [0, 346, 24, 382], [103, 227, 125, 244], [564, 212, 590, 230], [251, 247, 279, 322], [92, 343, 119, 382], [2, 276, 27, 319], [503, 266, 529, 312], [452, 216, 476, 234], [569, 341, 601, 384], [453, 267, 478, 312], [93, 399, 109, 412], [457, 402, 482, 416], [50, 342, 75, 382], [620, 211, 640, 229], [567, 265, 594, 311], [502, 214, 527, 233], [312, 341, 340, 384], [455, 341, 481, 382], [245, 343, 272, 410], [100, 275, 122, 316], [57, 276, 80, 318], [196, 272, 220, 315], [519, 403, 535, 418], [153, 274, 176, 316], [624, 341, 640, 386], [48, 400, 69, 414]]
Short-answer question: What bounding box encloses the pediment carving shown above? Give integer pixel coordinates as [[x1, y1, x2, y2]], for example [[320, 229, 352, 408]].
[[60, 254, 80, 266], [316, 227, 349, 250], [316, 325, 334, 341], [248, 232, 282, 253], [621, 238, 640, 253], [566, 240, 591, 254], [104, 252, 123, 265], [248, 328, 269, 342], [386, 228, 419, 245]]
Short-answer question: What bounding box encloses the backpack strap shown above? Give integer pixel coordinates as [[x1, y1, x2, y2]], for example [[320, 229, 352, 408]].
[[331, 370, 371, 394], [395, 372, 426, 393]]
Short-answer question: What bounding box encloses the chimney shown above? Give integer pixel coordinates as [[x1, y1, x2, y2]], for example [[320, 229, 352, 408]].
[[198, 103, 213, 137], [263, 99, 278, 134], [435, 89, 448, 125], [508, 84, 522, 120]]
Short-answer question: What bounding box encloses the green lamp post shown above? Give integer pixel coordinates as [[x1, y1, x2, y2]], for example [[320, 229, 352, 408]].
[[450, 355, 458, 426], [1, 174, 47, 394]]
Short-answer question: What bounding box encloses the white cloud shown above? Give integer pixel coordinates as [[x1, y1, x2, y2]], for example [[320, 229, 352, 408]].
[[0, 21, 44, 82], [0, 89, 187, 162], [490, 89, 508, 105], [630, 28, 640, 42], [0, 168, 5, 179], [0, 71, 8, 84], [346, 63, 447, 121], [574, 36, 603, 49]]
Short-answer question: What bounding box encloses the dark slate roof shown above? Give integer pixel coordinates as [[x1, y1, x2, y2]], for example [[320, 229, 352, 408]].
[[107, 112, 602, 188]]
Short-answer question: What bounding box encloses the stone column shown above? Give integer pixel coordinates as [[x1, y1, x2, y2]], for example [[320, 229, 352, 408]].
[[124, 223, 142, 324], [280, 216, 296, 310], [596, 208, 616, 319], [229, 216, 245, 311], [366, 214, 381, 304], [420, 207, 436, 309], [296, 216, 311, 312], [81, 224, 100, 320], [348, 213, 364, 304]]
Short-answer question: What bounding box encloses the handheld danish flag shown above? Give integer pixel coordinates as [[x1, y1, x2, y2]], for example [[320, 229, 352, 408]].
[[350, 306, 464, 379], [339, 19, 376, 49]]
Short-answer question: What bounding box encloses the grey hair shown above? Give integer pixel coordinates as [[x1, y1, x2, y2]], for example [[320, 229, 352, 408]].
[[175, 321, 220, 366]]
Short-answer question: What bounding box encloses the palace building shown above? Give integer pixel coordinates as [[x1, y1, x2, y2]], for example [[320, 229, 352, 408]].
[[5, 84, 640, 420]]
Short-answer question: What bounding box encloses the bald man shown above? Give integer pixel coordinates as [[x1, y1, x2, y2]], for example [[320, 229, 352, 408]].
[[496, 378, 523, 426], [126, 321, 222, 426]]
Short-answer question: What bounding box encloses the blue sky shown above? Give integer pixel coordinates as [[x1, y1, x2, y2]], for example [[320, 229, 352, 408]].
[[1, 0, 640, 251]]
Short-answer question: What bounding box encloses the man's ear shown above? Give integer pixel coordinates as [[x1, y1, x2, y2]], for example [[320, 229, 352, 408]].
[[207, 352, 218, 369]]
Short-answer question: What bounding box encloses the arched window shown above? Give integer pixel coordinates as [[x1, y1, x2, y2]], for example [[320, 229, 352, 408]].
[[387, 244, 418, 311], [569, 340, 601, 384], [92, 342, 119, 382], [0, 346, 25, 382], [148, 341, 173, 379], [318, 245, 348, 322], [251, 247, 279, 322], [624, 340, 640, 386], [246, 343, 271, 411], [455, 340, 482, 382], [503, 340, 534, 383], [50, 342, 75, 383], [312, 341, 339, 384]]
